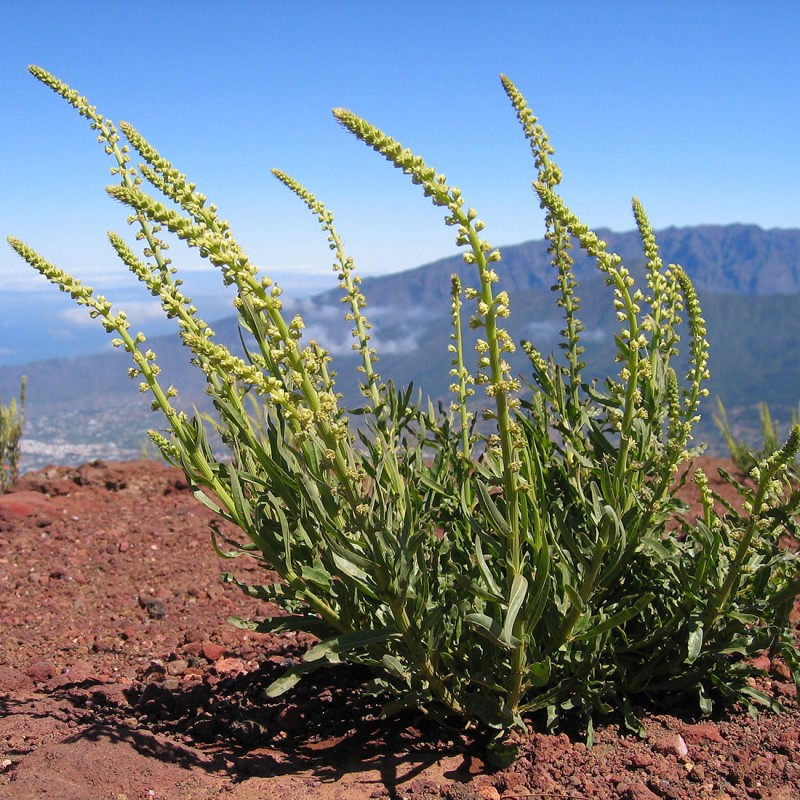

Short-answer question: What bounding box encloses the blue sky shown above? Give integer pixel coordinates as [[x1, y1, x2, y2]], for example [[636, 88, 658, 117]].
[[1, 1, 799, 359]]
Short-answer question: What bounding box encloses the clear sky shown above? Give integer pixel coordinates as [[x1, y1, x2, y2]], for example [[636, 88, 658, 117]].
[[2, 0, 799, 303]]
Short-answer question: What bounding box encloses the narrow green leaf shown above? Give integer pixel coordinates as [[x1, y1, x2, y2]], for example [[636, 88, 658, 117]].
[[463, 692, 510, 730], [301, 564, 332, 589], [526, 657, 551, 687], [381, 654, 410, 683], [417, 472, 449, 495], [686, 618, 704, 664], [476, 481, 511, 537], [329, 550, 379, 599], [524, 543, 552, 632], [739, 684, 783, 713], [697, 682, 713, 715], [455, 573, 502, 602], [228, 613, 337, 638], [502, 573, 528, 646], [264, 659, 323, 698], [465, 612, 518, 650], [303, 627, 396, 663], [474, 535, 503, 598]]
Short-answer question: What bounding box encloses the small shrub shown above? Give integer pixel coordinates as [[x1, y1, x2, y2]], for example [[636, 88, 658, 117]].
[[0, 376, 26, 492], [8, 67, 800, 740]]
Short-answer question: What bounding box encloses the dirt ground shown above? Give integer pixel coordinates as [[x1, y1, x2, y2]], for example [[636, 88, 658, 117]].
[[0, 458, 798, 800]]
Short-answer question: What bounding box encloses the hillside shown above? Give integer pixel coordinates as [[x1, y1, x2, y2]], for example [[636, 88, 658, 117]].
[[2, 223, 800, 470]]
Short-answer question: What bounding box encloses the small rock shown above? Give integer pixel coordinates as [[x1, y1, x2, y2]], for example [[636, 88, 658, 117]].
[[63, 660, 93, 682], [772, 659, 792, 681], [475, 787, 501, 800], [139, 597, 166, 619], [651, 734, 688, 758], [649, 778, 682, 799], [214, 657, 246, 674], [629, 752, 654, 768], [623, 781, 660, 800], [444, 784, 483, 800], [190, 717, 216, 741], [228, 719, 266, 745], [144, 659, 166, 680], [777, 728, 800, 753], [92, 684, 129, 707], [681, 723, 725, 744], [201, 641, 226, 661], [751, 653, 771, 672], [26, 660, 56, 682], [166, 659, 188, 676], [690, 763, 706, 782]]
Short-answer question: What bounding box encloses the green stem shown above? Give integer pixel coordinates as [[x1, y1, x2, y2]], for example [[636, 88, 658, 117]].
[[391, 598, 464, 716]]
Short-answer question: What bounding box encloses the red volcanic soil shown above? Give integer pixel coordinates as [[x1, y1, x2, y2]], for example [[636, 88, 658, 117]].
[[0, 458, 798, 800]]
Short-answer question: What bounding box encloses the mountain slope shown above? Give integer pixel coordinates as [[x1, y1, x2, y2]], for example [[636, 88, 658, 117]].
[[315, 224, 800, 312]]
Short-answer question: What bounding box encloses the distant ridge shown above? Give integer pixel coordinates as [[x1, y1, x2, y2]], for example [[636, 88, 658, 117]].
[[314, 224, 800, 311], [3, 223, 800, 470]]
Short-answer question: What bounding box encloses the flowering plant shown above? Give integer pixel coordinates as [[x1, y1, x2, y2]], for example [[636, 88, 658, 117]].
[[0, 376, 25, 492], [8, 67, 800, 742]]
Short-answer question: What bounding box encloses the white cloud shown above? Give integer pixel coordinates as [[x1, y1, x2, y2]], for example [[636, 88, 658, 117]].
[[300, 322, 422, 357], [58, 299, 166, 326]]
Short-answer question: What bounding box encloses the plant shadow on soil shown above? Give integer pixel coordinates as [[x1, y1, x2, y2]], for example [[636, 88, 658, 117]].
[[50, 663, 478, 792]]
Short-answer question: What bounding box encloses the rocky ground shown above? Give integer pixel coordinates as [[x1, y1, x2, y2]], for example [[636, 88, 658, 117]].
[[0, 458, 798, 800]]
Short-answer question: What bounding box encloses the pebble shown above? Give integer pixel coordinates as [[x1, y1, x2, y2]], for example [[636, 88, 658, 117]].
[[214, 657, 246, 674], [651, 734, 688, 758], [751, 653, 771, 672], [629, 752, 654, 768], [166, 659, 188, 676], [777, 728, 800, 752], [681, 722, 725, 744], [25, 660, 56, 682], [622, 781, 660, 800], [201, 641, 226, 661], [139, 597, 166, 619]]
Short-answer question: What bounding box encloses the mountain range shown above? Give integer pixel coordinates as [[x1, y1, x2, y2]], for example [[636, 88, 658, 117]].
[[2, 223, 799, 471]]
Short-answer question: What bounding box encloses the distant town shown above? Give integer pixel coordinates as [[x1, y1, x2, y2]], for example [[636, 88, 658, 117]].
[[19, 405, 154, 473]]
